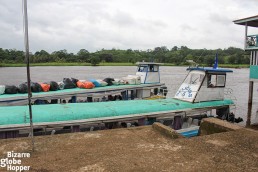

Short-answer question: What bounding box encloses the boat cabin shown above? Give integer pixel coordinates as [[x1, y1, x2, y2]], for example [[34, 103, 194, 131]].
[[174, 67, 233, 103], [136, 62, 163, 84]]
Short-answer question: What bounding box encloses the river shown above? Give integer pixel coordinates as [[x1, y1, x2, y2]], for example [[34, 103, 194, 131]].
[[0, 66, 257, 125]]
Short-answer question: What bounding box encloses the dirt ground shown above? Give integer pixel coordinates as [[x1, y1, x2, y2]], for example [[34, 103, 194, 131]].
[[250, 124, 258, 130], [0, 126, 258, 172]]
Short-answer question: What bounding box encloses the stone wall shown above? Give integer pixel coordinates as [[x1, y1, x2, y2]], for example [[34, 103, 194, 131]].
[[199, 118, 243, 135]]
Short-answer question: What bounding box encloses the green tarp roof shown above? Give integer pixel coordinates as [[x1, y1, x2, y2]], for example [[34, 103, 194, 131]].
[[0, 98, 234, 126]]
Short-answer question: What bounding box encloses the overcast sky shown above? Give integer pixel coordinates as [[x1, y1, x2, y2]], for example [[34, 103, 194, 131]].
[[0, 0, 258, 53]]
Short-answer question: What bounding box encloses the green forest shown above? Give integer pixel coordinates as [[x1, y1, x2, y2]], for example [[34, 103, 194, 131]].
[[0, 46, 250, 67]]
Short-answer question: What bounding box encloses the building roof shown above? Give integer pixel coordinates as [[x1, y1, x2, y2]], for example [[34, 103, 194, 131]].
[[136, 62, 163, 65], [233, 15, 258, 27], [187, 67, 233, 73]]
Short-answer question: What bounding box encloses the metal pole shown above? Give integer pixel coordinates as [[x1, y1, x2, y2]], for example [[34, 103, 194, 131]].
[[22, 0, 34, 151]]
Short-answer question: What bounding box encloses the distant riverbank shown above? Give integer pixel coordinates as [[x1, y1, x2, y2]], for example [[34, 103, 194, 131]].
[[0, 62, 249, 68]]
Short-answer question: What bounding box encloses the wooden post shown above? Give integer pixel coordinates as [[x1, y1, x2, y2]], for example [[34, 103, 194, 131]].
[[246, 81, 254, 126]]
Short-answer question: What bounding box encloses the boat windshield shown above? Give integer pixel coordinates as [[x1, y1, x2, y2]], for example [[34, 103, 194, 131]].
[[184, 72, 204, 86], [137, 66, 148, 72]]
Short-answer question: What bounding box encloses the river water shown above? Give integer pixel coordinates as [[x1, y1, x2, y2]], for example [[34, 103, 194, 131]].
[[0, 66, 257, 126]]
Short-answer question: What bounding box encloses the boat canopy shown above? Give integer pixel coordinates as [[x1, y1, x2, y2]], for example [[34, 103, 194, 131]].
[[136, 62, 163, 65], [0, 98, 234, 128], [187, 67, 233, 73]]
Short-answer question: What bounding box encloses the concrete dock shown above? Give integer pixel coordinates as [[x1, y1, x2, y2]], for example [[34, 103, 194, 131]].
[[0, 118, 258, 172]]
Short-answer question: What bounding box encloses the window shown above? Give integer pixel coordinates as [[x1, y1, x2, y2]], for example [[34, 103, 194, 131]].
[[149, 65, 158, 72], [138, 66, 148, 72], [149, 65, 154, 71], [137, 65, 159, 72], [207, 74, 226, 88], [217, 75, 226, 86], [184, 73, 204, 85]]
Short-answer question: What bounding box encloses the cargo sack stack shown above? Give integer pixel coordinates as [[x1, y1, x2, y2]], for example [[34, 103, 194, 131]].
[[122, 75, 141, 85], [89, 79, 102, 87], [71, 78, 79, 85], [57, 82, 65, 90], [63, 78, 76, 89], [40, 83, 51, 92], [0, 85, 5, 95], [103, 78, 115, 86], [112, 79, 119, 85], [5, 85, 18, 94], [18, 83, 28, 93], [96, 80, 108, 87], [76, 81, 95, 89], [117, 79, 126, 85], [49, 81, 59, 91], [31, 82, 43, 92]]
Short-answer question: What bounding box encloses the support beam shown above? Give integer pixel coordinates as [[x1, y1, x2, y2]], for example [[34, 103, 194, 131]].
[[71, 96, 77, 103], [245, 22, 248, 49], [173, 116, 183, 130], [246, 81, 254, 126]]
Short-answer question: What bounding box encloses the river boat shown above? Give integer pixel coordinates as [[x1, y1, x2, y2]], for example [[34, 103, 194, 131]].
[[0, 58, 235, 138], [0, 62, 167, 106]]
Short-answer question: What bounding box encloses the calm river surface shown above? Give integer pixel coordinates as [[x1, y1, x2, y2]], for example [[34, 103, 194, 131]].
[[0, 66, 257, 126]]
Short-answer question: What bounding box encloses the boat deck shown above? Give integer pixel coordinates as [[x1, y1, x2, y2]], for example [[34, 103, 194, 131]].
[[0, 83, 164, 106]]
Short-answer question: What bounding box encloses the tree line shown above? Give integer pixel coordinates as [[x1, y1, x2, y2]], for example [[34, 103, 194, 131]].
[[0, 46, 250, 66]]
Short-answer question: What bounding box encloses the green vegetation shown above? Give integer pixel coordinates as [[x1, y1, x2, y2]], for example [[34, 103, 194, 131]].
[[219, 64, 249, 68], [0, 62, 137, 67], [0, 62, 89, 67], [0, 46, 250, 67]]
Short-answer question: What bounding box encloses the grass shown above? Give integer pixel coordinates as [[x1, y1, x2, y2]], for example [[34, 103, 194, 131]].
[[99, 62, 135, 66], [218, 64, 249, 68], [0, 62, 250, 68], [164, 63, 250, 68], [0, 62, 136, 67]]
